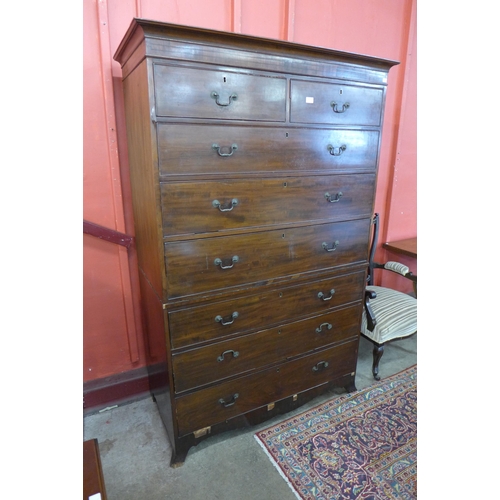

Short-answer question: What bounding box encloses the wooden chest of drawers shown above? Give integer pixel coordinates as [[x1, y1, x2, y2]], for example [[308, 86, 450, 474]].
[[114, 19, 398, 466]]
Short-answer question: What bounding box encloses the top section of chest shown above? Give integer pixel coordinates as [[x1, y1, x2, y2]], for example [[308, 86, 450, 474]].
[[113, 19, 399, 120]]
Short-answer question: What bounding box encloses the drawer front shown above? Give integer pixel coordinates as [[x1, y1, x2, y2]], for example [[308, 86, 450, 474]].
[[164, 219, 370, 299], [175, 340, 358, 436], [157, 124, 380, 176], [168, 270, 365, 348], [161, 174, 375, 237], [290, 79, 384, 126], [172, 303, 361, 393], [153, 64, 287, 121]]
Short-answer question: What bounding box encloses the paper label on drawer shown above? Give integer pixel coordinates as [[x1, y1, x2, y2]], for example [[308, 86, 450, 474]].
[[305, 96, 314, 103]]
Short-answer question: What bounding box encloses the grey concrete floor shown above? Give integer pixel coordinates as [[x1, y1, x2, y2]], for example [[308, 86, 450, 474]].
[[83, 334, 417, 500]]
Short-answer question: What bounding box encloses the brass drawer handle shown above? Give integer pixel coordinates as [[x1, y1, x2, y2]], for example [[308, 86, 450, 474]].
[[219, 393, 239, 408], [330, 101, 350, 113], [325, 191, 343, 203], [212, 143, 238, 157], [215, 311, 239, 326], [318, 289, 335, 301], [322, 240, 340, 252], [327, 144, 347, 156], [214, 255, 239, 269], [312, 361, 329, 372], [217, 349, 240, 362], [211, 91, 238, 107], [212, 198, 239, 212], [315, 322, 332, 333]]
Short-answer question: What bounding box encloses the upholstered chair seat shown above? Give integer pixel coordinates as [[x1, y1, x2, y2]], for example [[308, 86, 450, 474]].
[[361, 285, 417, 344]]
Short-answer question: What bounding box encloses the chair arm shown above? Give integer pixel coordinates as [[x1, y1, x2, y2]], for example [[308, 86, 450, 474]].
[[364, 289, 377, 332], [385, 261, 410, 276], [379, 261, 417, 283]]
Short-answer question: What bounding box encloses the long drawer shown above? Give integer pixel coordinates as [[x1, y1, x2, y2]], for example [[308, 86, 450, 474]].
[[153, 64, 287, 121], [161, 174, 375, 236], [172, 303, 361, 393], [290, 79, 384, 126], [168, 270, 366, 348], [175, 340, 358, 436], [164, 219, 370, 299], [157, 124, 380, 177]]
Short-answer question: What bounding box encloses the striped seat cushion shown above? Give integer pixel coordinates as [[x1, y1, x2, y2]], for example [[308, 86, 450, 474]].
[[361, 285, 417, 344]]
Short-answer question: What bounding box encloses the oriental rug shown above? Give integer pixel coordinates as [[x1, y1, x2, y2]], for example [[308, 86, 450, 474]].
[[254, 365, 417, 500]]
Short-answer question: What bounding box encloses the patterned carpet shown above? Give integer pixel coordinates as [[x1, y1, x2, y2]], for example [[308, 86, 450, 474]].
[[255, 365, 417, 499]]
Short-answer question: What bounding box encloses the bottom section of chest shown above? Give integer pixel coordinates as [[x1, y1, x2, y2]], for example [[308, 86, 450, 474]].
[[174, 339, 358, 437], [149, 337, 359, 466], [140, 268, 364, 466]]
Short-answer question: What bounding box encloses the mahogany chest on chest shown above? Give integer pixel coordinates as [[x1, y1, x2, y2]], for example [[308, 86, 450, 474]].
[[114, 19, 398, 466]]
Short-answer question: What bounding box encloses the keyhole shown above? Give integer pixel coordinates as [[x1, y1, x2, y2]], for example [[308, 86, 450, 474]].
[[285, 132, 289, 138], [223, 77, 227, 83], [340, 89, 343, 95]]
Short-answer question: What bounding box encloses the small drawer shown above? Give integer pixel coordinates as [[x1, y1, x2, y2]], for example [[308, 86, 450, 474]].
[[157, 124, 380, 177], [161, 174, 375, 237], [172, 303, 361, 393], [153, 64, 287, 122], [168, 270, 366, 348], [163, 219, 370, 300], [290, 79, 384, 126], [175, 340, 358, 436]]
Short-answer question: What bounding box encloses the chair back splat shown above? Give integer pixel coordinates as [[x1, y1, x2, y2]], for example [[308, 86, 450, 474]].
[[367, 213, 380, 286]]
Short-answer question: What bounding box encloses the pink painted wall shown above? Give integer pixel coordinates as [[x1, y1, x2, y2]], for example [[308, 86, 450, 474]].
[[83, 0, 417, 384]]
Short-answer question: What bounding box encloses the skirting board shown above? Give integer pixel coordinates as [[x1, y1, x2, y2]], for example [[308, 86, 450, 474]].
[[83, 366, 151, 415]]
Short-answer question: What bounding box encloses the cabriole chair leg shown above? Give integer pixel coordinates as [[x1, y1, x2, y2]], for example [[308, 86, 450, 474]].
[[372, 343, 385, 380]]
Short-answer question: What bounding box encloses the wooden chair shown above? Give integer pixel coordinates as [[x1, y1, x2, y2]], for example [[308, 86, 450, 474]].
[[361, 213, 417, 380]]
